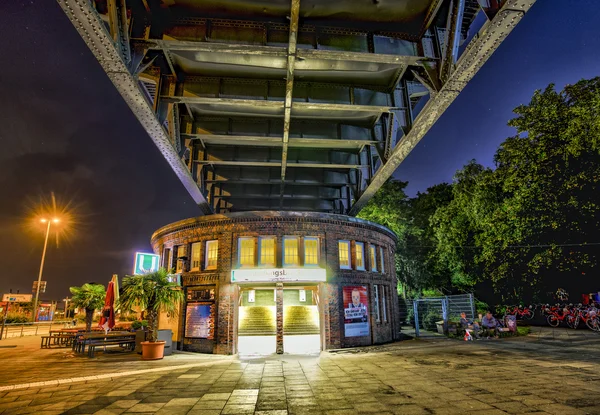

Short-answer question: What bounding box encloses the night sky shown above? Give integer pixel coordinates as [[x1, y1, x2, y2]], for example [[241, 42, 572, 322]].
[[0, 1, 598, 301]]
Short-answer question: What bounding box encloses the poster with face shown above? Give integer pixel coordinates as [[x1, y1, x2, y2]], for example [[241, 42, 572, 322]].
[[343, 286, 369, 337]]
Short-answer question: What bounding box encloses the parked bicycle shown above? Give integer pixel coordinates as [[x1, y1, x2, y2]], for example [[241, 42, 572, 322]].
[[504, 304, 536, 320]]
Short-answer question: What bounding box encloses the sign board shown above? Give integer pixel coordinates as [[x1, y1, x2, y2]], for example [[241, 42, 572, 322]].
[[32, 281, 47, 293], [2, 294, 33, 303], [231, 268, 326, 283], [343, 286, 370, 337], [133, 252, 160, 275]]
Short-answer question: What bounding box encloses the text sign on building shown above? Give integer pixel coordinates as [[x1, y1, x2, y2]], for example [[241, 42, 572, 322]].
[[133, 252, 160, 275], [231, 268, 326, 283], [2, 294, 33, 303]]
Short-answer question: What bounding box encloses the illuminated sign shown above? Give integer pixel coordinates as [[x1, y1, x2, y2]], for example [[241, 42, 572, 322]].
[[231, 268, 326, 283], [2, 294, 33, 303], [133, 252, 160, 275]]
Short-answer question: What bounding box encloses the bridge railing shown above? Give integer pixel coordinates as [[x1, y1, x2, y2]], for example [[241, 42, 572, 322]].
[[0, 320, 75, 340]]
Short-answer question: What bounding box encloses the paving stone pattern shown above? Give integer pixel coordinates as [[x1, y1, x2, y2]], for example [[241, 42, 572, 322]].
[[2, 333, 600, 414]]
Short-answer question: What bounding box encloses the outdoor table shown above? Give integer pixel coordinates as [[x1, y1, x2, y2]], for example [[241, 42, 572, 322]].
[[73, 331, 135, 354]]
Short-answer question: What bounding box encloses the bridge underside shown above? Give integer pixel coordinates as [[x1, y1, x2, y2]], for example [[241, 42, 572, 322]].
[[57, 0, 536, 215]]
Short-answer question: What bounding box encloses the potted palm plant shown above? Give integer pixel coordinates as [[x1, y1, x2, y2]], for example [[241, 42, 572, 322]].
[[69, 283, 106, 332], [118, 268, 183, 360]]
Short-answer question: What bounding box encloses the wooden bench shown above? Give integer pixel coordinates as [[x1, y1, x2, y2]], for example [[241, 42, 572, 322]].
[[87, 339, 136, 358], [41, 334, 75, 348]]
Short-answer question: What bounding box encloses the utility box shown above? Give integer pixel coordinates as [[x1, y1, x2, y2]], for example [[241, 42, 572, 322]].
[[158, 329, 173, 356]]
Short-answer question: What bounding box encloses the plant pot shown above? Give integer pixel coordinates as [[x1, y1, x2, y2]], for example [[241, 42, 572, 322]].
[[141, 341, 166, 360]]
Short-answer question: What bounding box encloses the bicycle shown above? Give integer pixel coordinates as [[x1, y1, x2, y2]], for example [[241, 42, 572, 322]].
[[504, 304, 535, 320]]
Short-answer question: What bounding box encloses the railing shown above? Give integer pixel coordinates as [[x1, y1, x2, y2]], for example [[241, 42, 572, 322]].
[[0, 320, 76, 340]]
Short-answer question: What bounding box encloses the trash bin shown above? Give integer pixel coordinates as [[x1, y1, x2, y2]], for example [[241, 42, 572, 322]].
[[157, 329, 173, 356]]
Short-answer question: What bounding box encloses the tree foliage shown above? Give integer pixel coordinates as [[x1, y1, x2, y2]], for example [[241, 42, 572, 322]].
[[69, 283, 106, 332]]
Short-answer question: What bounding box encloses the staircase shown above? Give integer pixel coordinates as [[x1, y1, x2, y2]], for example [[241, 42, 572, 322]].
[[283, 306, 320, 335], [238, 306, 276, 336]]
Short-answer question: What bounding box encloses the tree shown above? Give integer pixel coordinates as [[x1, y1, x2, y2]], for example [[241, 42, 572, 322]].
[[69, 283, 106, 332], [118, 268, 184, 342]]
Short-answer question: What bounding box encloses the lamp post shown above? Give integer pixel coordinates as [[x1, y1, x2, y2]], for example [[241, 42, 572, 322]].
[[63, 297, 71, 319], [32, 218, 59, 322]]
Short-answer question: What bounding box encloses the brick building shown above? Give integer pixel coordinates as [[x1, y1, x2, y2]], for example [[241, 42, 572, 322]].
[[151, 211, 398, 355]]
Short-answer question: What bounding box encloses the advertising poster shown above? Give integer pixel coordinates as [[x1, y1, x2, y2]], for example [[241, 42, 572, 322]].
[[185, 303, 213, 338], [343, 286, 369, 337]]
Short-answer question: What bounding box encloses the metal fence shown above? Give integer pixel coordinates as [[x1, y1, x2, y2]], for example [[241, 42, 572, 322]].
[[0, 320, 73, 340], [413, 294, 475, 337]]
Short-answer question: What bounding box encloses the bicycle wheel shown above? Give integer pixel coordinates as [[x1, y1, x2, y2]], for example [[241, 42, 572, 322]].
[[523, 309, 534, 320], [586, 317, 600, 332], [565, 315, 577, 329], [547, 315, 560, 327]]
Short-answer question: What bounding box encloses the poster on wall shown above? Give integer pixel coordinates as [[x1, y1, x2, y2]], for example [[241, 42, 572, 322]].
[[185, 303, 213, 338], [343, 286, 369, 337]]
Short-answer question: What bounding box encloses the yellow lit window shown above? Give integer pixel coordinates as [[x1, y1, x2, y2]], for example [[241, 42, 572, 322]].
[[370, 245, 377, 272], [259, 237, 276, 266], [338, 240, 350, 269], [355, 242, 365, 270], [175, 246, 183, 273], [239, 238, 255, 267], [304, 237, 319, 266], [283, 237, 299, 266], [205, 240, 218, 270], [191, 242, 201, 271]]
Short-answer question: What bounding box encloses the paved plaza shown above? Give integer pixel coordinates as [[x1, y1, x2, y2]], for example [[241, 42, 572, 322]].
[[1, 329, 600, 415]]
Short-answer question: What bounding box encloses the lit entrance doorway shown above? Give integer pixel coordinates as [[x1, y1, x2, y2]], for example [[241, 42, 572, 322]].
[[283, 287, 321, 355], [238, 288, 276, 356]]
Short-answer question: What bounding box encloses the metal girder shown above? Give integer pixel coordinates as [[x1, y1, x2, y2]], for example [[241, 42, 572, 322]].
[[215, 194, 343, 201], [280, 0, 301, 205], [440, 0, 466, 83], [347, 0, 537, 216], [204, 179, 349, 187], [107, 0, 131, 66], [194, 160, 366, 169], [57, 0, 213, 214], [183, 134, 376, 150]]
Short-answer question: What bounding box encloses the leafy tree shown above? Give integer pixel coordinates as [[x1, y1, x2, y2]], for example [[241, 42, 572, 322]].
[[118, 268, 184, 342], [69, 283, 106, 332]]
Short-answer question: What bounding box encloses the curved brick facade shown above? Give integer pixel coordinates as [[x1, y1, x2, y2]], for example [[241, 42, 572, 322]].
[[151, 211, 398, 354]]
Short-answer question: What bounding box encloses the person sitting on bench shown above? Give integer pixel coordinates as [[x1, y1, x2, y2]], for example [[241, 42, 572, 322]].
[[460, 312, 480, 340], [481, 311, 500, 338]]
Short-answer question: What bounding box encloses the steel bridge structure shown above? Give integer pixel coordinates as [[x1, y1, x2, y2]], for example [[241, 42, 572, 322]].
[[57, 0, 536, 215]]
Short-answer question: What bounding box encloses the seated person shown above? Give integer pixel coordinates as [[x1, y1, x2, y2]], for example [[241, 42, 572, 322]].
[[481, 311, 500, 338], [460, 312, 480, 340]]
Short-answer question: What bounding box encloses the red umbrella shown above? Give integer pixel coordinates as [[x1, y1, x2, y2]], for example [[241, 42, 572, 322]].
[[99, 281, 116, 331]]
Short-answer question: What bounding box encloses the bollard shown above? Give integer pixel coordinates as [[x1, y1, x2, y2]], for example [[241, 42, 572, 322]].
[[20, 324, 24, 337], [35, 325, 39, 335]]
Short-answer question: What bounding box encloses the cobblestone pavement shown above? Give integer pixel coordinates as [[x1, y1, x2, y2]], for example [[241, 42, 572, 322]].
[[2, 330, 600, 415]]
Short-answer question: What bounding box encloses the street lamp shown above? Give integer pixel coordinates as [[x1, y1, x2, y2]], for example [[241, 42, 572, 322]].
[[32, 217, 60, 322]]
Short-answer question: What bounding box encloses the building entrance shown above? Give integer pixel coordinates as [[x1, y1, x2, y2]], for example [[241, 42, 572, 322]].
[[237, 286, 321, 356]]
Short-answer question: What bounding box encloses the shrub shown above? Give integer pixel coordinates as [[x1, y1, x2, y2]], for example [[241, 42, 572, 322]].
[[517, 326, 531, 336], [422, 311, 440, 330], [6, 313, 29, 324], [130, 320, 148, 330]]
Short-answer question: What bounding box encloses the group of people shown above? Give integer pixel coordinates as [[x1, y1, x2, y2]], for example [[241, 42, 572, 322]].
[[460, 311, 502, 340]]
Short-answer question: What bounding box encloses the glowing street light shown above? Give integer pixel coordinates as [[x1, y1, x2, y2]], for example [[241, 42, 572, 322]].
[[32, 217, 61, 322]]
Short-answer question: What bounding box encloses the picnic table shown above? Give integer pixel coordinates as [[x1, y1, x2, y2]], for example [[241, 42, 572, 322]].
[[41, 329, 82, 348], [73, 331, 136, 357]]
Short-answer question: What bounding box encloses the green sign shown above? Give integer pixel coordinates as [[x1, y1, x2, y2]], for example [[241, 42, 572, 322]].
[[133, 252, 160, 275]]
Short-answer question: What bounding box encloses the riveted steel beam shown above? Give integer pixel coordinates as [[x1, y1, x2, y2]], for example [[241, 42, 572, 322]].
[[183, 134, 377, 150], [204, 179, 349, 187], [348, 0, 537, 216], [194, 160, 367, 169], [56, 0, 212, 214], [280, 0, 301, 206]]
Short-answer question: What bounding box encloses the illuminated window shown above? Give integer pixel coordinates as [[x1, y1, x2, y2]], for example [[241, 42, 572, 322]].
[[205, 240, 218, 270], [238, 237, 255, 267], [355, 242, 365, 271], [283, 237, 299, 266], [374, 285, 381, 322], [162, 248, 170, 269], [380, 247, 385, 274], [259, 237, 276, 267], [304, 237, 319, 266], [174, 246, 183, 273], [338, 240, 351, 269], [191, 242, 201, 271], [370, 245, 377, 272]]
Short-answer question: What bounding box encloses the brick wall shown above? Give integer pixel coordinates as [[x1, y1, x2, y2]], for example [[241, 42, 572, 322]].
[[151, 211, 398, 354]]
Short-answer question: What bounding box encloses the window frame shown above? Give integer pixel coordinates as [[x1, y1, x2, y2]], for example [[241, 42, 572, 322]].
[[338, 240, 351, 270], [382, 285, 388, 323], [282, 236, 300, 266], [205, 240, 219, 270], [374, 284, 381, 322], [369, 245, 378, 272], [190, 242, 201, 271], [238, 237, 255, 268], [380, 246, 385, 274], [303, 236, 319, 266], [258, 236, 276, 267], [355, 242, 366, 271], [174, 246, 183, 273]]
